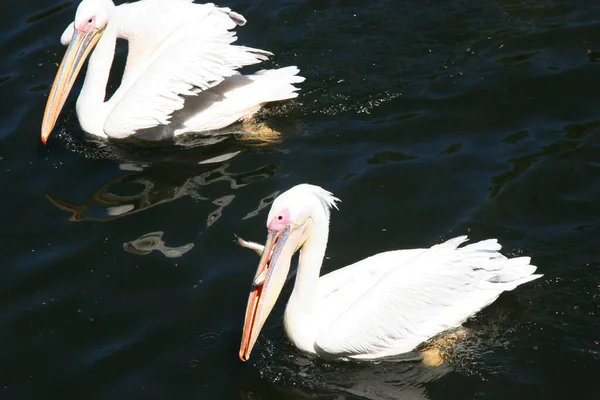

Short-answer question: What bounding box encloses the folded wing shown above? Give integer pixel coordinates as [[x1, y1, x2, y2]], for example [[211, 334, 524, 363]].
[[315, 236, 542, 358]]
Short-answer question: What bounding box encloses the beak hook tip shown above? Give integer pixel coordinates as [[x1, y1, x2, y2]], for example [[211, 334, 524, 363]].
[[41, 125, 52, 144]]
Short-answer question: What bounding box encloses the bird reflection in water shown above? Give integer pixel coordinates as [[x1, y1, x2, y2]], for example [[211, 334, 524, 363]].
[[123, 231, 194, 258], [46, 156, 279, 225], [238, 344, 453, 400]]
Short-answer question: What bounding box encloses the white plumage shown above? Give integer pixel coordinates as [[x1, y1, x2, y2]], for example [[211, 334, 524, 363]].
[[238, 184, 542, 361], [41, 0, 304, 142]]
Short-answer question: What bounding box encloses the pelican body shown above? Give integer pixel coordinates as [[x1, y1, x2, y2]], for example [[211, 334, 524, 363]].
[[238, 184, 542, 361], [41, 0, 304, 143]]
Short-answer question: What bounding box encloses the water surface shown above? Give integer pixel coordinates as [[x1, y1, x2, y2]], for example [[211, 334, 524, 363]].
[[1, 0, 600, 399]]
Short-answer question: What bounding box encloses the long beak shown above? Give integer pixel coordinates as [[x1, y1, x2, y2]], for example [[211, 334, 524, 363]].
[[239, 225, 299, 361], [41, 27, 104, 144]]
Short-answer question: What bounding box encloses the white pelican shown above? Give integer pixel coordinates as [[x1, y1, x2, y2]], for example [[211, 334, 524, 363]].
[[238, 184, 542, 361], [41, 0, 304, 143]]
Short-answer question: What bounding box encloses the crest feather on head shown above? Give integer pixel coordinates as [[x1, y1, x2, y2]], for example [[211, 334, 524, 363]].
[[295, 184, 340, 211], [275, 184, 340, 217]]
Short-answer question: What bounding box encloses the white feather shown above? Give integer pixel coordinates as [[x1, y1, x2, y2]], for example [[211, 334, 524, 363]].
[[56, 0, 304, 139], [313, 237, 541, 358], [251, 184, 543, 360], [175, 66, 305, 134], [105, 1, 271, 137]]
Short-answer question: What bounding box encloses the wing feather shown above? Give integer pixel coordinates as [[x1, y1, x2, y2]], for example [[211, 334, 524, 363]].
[[315, 236, 542, 358], [105, 0, 270, 137]]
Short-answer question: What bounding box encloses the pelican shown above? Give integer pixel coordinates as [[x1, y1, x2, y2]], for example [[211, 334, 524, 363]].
[[238, 184, 542, 361], [41, 0, 304, 143]]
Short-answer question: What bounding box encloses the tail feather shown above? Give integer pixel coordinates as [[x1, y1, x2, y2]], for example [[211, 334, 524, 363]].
[[461, 238, 502, 252], [175, 66, 304, 134], [434, 235, 469, 249], [249, 66, 305, 103], [483, 255, 541, 290], [440, 236, 543, 290]]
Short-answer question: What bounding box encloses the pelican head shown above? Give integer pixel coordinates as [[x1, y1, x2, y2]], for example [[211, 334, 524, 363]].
[[239, 184, 340, 361], [41, 0, 115, 143]]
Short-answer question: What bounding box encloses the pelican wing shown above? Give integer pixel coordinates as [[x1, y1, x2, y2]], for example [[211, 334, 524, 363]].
[[104, 0, 270, 138], [314, 236, 542, 358]]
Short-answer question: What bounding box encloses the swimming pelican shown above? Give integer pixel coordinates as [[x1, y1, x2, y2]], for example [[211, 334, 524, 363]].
[[41, 0, 304, 143], [238, 184, 542, 361]]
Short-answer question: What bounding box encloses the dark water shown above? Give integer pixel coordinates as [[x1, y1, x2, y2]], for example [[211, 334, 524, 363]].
[[1, 0, 600, 398]]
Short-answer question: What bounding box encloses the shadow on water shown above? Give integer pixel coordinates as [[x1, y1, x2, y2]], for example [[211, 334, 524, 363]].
[[241, 346, 450, 400], [48, 103, 300, 161]]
